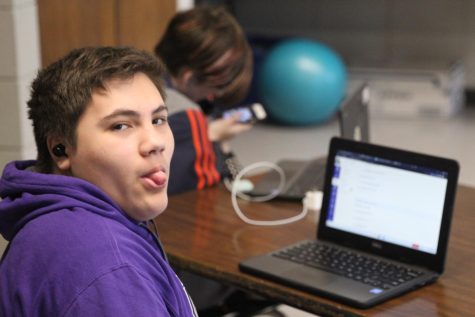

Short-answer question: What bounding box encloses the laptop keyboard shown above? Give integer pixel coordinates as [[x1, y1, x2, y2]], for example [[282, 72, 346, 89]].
[[273, 241, 423, 290]]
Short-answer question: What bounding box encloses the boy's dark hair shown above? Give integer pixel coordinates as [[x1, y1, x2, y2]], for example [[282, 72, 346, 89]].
[[28, 46, 166, 173], [154, 5, 252, 106]]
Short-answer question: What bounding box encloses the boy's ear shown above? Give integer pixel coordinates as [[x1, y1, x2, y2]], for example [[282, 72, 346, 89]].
[[175, 69, 194, 89], [47, 136, 71, 172]]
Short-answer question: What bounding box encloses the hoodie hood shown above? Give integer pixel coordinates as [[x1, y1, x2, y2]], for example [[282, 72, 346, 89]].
[[0, 160, 135, 241]]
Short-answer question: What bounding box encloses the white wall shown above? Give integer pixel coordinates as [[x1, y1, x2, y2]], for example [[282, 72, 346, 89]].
[[0, 0, 40, 254], [234, 0, 475, 88]]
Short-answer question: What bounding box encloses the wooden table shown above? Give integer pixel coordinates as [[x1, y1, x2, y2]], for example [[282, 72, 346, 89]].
[[155, 184, 475, 317]]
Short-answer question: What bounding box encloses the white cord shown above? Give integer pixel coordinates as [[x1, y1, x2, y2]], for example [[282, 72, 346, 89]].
[[230, 161, 309, 226], [225, 161, 286, 202]]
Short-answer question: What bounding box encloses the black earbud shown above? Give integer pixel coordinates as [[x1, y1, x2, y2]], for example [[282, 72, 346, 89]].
[[52, 144, 67, 157]]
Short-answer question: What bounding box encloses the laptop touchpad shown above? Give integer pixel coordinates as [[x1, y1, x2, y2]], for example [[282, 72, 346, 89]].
[[284, 267, 340, 285]]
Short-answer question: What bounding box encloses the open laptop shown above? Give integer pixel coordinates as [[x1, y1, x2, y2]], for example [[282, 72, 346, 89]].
[[239, 137, 459, 308], [249, 83, 371, 200]]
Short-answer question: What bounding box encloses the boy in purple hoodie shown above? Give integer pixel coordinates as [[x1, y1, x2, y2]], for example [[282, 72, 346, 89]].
[[0, 46, 198, 316]]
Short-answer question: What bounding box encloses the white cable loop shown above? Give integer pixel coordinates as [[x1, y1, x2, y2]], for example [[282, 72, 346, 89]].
[[229, 161, 308, 226]]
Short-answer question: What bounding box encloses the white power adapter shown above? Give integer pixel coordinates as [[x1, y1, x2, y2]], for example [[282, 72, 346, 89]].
[[303, 190, 323, 222], [303, 190, 323, 211]]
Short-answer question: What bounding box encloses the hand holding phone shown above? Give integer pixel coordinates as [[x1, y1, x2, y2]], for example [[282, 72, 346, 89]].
[[221, 103, 267, 123]]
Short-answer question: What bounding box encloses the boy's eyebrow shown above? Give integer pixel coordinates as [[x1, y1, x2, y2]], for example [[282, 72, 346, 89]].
[[153, 105, 169, 114], [100, 105, 168, 122]]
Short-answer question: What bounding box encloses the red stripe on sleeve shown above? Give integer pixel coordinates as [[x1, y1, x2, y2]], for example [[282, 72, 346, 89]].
[[195, 112, 220, 184], [186, 109, 206, 189]]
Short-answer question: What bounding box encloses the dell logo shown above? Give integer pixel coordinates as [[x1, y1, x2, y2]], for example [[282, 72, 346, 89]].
[[371, 241, 382, 249]]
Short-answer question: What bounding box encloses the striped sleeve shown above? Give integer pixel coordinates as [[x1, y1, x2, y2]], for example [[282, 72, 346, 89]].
[[168, 109, 222, 195]]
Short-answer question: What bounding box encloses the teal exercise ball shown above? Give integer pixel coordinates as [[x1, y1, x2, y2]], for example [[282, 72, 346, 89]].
[[258, 38, 347, 125]]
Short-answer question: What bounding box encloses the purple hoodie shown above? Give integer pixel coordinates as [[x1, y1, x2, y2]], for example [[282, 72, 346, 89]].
[[0, 161, 198, 317]]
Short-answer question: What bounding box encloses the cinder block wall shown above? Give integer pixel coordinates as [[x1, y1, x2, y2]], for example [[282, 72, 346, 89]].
[[0, 0, 40, 255], [0, 0, 39, 171]]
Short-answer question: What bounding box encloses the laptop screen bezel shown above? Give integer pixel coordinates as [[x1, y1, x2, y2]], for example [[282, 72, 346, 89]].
[[317, 137, 459, 274]]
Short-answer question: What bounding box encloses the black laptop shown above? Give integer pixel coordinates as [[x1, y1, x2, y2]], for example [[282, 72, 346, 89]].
[[239, 137, 459, 308], [250, 83, 371, 200]]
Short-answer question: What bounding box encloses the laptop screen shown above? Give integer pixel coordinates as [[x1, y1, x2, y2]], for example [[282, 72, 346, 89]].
[[325, 150, 448, 255]]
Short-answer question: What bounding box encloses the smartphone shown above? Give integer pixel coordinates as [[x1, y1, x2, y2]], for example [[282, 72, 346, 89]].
[[221, 103, 267, 123]]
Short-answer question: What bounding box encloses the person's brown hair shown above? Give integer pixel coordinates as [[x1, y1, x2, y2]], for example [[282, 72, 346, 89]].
[[154, 5, 252, 106], [28, 46, 166, 173]]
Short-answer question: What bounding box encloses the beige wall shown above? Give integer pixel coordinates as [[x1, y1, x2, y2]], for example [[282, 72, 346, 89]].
[[0, 0, 39, 172], [0, 0, 40, 255]]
